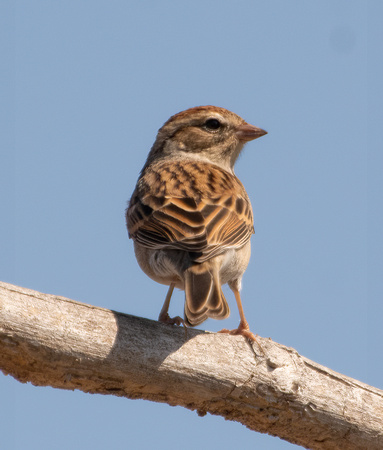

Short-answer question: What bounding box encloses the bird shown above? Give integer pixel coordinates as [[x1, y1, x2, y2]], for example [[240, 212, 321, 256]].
[[126, 106, 267, 340]]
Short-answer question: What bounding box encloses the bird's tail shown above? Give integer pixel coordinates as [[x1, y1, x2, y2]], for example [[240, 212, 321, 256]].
[[184, 261, 230, 327]]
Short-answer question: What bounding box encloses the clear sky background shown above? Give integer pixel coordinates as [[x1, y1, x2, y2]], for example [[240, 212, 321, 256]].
[[1, 1, 382, 449]]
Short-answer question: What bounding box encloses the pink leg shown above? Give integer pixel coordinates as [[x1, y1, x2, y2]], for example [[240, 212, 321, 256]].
[[219, 289, 263, 353], [158, 283, 184, 326]]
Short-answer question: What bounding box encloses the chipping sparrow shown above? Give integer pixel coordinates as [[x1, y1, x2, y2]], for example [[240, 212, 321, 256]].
[[126, 106, 267, 340]]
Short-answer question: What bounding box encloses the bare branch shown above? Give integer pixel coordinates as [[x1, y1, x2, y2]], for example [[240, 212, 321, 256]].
[[0, 281, 382, 449]]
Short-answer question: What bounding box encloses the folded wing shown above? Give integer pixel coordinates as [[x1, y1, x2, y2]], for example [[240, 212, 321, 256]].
[[126, 161, 254, 262]]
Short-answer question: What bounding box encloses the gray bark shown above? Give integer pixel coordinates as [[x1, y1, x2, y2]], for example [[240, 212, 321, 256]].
[[0, 281, 382, 449]]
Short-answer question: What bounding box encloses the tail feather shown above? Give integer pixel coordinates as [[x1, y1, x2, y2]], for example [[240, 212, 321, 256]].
[[184, 262, 229, 327]]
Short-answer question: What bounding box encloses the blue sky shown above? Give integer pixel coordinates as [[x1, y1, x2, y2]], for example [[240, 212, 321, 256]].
[[1, 1, 382, 449]]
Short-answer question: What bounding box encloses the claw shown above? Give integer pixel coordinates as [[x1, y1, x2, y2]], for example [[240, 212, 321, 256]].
[[219, 322, 264, 355], [158, 312, 184, 327]]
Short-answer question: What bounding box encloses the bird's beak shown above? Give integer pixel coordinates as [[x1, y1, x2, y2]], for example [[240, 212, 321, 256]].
[[236, 124, 267, 142]]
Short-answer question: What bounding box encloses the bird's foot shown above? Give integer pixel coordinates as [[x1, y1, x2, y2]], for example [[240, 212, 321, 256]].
[[219, 327, 257, 340], [158, 312, 185, 327], [219, 322, 264, 354]]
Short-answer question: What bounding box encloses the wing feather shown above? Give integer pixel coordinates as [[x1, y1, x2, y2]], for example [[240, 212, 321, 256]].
[[126, 161, 254, 262]]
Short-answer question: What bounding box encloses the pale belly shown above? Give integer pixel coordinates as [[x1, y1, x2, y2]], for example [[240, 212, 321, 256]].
[[133, 241, 251, 292]]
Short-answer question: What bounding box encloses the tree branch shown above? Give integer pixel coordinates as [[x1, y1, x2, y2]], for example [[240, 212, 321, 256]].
[[0, 281, 382, 449]]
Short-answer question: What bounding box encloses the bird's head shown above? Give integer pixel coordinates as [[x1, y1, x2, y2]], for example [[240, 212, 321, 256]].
[[144, 106, 267, 172]]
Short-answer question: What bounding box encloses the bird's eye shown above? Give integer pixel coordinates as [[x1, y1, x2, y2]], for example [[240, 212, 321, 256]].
[[204, 118, 221, 130]]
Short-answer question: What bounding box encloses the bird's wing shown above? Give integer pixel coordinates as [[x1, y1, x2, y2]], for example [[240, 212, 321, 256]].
[[126, 161, 254, 262]]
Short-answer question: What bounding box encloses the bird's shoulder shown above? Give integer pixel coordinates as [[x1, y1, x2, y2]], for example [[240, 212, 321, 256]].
[[138, 159, 248, 199]]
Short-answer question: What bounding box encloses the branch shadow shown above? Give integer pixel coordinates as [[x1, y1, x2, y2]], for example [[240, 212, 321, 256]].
[[102, 311, 207, 396]]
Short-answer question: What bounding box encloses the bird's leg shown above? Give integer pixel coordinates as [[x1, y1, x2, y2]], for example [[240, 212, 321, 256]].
[[158, 283, 184, 326], [219, 289, 263, 353]]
